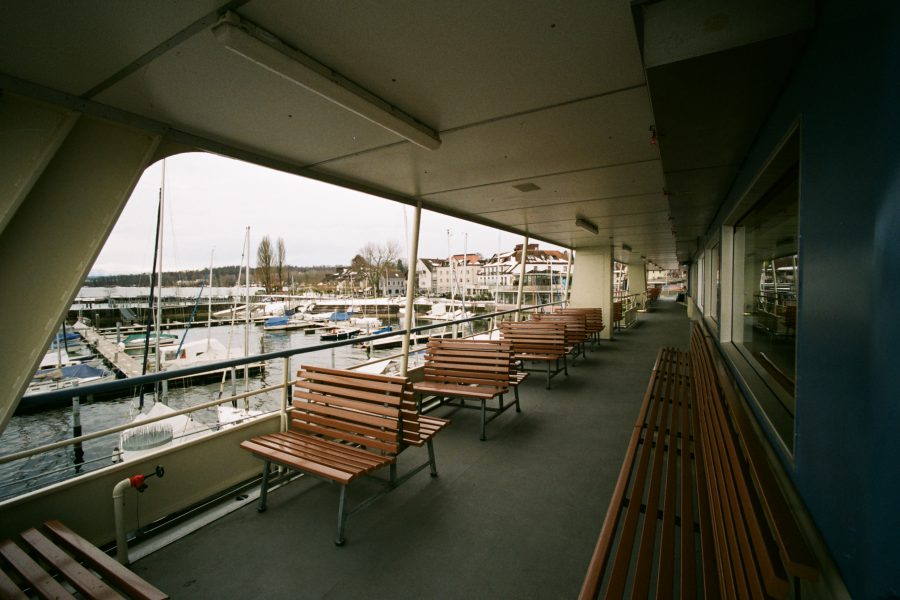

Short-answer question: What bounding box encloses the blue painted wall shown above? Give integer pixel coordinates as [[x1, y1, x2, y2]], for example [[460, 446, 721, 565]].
[[706, 2, 900, 596]]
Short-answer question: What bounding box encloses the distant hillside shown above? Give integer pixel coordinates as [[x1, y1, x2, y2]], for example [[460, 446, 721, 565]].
[[85, 265, 342, 288]]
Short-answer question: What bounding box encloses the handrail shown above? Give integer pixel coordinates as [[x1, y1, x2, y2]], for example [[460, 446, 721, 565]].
[[2, 301, 564, 468]]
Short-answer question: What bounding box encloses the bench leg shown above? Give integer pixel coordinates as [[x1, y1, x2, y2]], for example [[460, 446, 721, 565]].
[[257, 460, 271, 513], [546, 362, 552, 389], [480, 399, 487, 441], [389, 462, 398, 487], [563, 354, 568, 376], [513, 385, 521, 412], [335, 485, 348, 546], [426, 439, 438, 477]]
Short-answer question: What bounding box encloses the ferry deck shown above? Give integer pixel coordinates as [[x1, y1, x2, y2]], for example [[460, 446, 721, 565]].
[[1, 2, 898, 598]]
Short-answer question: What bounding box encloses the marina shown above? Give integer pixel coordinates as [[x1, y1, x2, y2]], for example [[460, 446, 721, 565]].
[[0, 2, 895, 598]]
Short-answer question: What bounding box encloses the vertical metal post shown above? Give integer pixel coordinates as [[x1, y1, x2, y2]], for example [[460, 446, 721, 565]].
[[515, 236, 528, 321], [72, 396, 84, 468], [400, 201, 422, 377], [281, 356, 290, 432], [565, 250, 573, 306]]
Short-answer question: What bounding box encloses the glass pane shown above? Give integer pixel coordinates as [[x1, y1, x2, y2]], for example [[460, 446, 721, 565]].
[[732, 163, 799, 401]]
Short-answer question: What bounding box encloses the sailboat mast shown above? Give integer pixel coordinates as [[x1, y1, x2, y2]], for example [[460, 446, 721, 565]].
[[155, 160, 165, 377], [207, 248, 214, 351], [244, 226, 250, 394]]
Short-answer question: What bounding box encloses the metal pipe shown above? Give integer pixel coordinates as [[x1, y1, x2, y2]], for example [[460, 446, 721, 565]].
[[113, 477, 132, 564], [515, 236, 528, 321], [400, 200, 422, 376]]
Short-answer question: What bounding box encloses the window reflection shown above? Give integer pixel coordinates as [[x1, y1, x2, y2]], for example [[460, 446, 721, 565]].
[[732, 163, 799, 401]]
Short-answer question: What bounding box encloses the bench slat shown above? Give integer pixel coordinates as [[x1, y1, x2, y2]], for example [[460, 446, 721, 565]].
[[268, 431, 392, 471], [291, 411, 401, 448], [0, 538, 75, 599], [43, 520, 168, 600], [690, 380, 722, 599], [605, 356, 669, 598], [632, 350, 679, 597], [693, 330, 790, 599], [19, 527, 123, 600], [655, 351, 689, 597], [293, 382, 403, 409], [678, 352, 699, 600], [716, 360, 819, 581], [246, 432, 389, 475], [0, 568, 27, 600]]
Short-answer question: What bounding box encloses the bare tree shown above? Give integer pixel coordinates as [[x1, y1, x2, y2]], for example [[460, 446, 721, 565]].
[[256, 235, 274, 293], [276, 237, 286, 292], [358, 241, 401, 295]]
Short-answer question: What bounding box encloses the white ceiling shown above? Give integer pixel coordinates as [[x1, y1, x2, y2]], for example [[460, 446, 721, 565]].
[[0, 1, 813, 268]]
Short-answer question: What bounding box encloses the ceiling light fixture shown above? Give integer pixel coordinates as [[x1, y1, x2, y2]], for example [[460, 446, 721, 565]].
[[212, 12, 442, 150], [575, 218, 599, 235]]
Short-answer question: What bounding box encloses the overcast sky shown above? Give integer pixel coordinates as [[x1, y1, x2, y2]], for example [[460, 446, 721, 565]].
[[91, 153, 562, 276]]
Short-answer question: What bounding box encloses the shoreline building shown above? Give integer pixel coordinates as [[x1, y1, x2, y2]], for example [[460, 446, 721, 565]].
[[479, 244, 569, 306]]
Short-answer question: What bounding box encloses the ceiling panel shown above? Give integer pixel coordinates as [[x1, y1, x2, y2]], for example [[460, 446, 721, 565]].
[[95, 29, 403, 165], [312, 86, 659, 199], [422, 160, 665, 217], [243, 0, 646, 129], [0, 2, 222, 96]]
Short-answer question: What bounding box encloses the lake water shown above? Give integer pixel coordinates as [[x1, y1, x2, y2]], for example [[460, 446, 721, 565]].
[[0, 318, 472, 501]]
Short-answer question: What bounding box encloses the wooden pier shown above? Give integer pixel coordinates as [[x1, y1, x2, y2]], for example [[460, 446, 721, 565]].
[[80, 326, 144, 378]]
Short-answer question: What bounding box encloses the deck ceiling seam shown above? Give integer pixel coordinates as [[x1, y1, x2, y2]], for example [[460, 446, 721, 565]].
[[302, 84, 649, 172], [80, 0, 252, 100], [421, 159, 662, 201]]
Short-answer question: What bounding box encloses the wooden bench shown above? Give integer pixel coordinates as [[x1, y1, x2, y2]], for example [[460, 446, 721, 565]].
[[579, 322, 819, 598], [0, 519, 167, 599], [612, 301, 623, 329], [554, 307, 605, 346], [499, 320, 568, 389], [413, 338, 523, 441], [533, 312, 589, 360], [241, 365, 447, 545]]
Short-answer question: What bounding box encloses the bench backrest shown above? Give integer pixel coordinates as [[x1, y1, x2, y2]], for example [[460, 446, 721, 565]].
[[499, 321, 566, 358], [422, 338, 513, 392], [532, 313, 588, 345], [553, 307, 604, 333], [292, 365, 406, 456], [690, 324, 818, 597]]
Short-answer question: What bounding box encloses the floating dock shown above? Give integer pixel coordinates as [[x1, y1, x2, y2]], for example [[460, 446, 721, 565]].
[[79, 326, 144, 378]]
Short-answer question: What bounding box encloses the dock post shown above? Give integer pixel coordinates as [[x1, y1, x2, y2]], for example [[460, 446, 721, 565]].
[[116, 322, 121, 344], [72, 396, 84, 469]]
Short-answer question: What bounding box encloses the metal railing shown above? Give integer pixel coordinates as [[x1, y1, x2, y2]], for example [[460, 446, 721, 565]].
[[1, 301, 564, 480]]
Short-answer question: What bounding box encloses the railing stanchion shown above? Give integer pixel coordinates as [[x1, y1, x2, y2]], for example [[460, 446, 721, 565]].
[[281, 356, 290, 432]]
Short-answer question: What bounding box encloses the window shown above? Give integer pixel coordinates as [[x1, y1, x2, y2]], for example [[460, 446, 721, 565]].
[[729, 128, 799, 451]]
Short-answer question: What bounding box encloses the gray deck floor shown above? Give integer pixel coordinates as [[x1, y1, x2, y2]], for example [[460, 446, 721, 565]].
[[134, 299, 691, 599]]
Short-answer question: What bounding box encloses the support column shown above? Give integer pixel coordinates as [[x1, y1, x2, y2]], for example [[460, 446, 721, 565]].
[[628, 259, 647, 310], [0, 106, 161, 429], [400, 201, 422, 376], [515, 236, 528, 320], [569, 245, 614, 340]]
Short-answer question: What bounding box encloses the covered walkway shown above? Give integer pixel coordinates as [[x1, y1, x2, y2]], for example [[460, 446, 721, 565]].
[[135, 299, 690, 598]]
